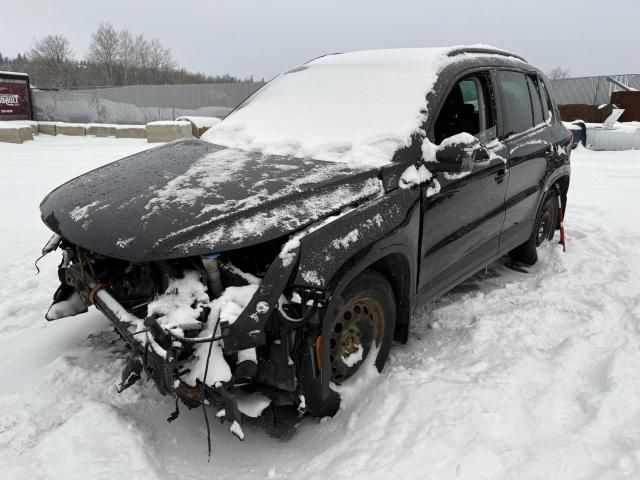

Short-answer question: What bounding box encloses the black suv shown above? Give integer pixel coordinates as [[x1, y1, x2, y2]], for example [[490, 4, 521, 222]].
[[39, 46, 570, 437]]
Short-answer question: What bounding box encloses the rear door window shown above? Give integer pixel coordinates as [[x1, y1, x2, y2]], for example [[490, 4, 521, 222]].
[[496, 71, 534, 137]]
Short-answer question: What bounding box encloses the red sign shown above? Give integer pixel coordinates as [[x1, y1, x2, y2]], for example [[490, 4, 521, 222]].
[[0, 76, 31, 119]]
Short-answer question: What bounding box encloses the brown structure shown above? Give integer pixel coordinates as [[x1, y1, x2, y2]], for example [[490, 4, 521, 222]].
[[610, 91, 640, 122], [0, 71, 32, 121], [558, 104, 614, 123]]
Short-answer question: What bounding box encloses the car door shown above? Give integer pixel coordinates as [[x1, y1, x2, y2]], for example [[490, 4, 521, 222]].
[[418, 71, 509, 300], [495, 70, 556, 253]]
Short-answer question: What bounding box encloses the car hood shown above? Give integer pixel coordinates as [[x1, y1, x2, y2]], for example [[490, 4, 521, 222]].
[[40, 139, 383, 262]]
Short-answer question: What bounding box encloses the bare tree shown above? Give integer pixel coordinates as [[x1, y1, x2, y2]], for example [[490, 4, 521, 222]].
[[132, 34, 150, 84], [118, 29, 135, 85], [28, 34, 74, 88], [148, 38, 176, 84], [86, 23, 120, 85], [547, 67, 571, 80]]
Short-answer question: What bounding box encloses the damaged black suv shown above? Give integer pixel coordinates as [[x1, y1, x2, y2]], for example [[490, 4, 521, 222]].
[[39, 46, 571, 439]]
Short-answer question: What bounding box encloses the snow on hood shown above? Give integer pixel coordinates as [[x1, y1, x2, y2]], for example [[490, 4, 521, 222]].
[[40, 139, 383, 262], [202, 47, 459, 168]]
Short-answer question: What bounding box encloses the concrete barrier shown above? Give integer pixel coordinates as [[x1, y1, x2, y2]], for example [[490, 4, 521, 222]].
[[0, 125, 33, 144], [115, 125, 147, 139], [146, 121, 193, 143], [87, 124, 117, 137], [38, 122, 57, 135], [56, 123, 86, 136]]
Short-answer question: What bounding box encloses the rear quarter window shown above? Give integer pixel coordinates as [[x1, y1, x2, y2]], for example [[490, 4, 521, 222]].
[[496, 71, 534, 137], [527, 76, 544, 126], [537, 77, 553, 121]]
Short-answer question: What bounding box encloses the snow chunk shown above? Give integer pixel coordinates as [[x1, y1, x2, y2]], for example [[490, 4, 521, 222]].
[[421, 137, 438, 163], [181, 283, 259, 387], [332, 229, 360, 249], [302, 270, 324, 286], [437, 132, 478, 149], [212, 284, 260, 326], [45, 291, 87, 320], [70, 201, 101, 221], [147, 271, 209, 330], [203, 47, 458, 168], [341, 344, 364, 367], [116, 237, 134, 248], [427, 178, 441, 197], [229, 420, 245, 440], [400, 164, 433, 189], [237, 392, 271, 418]]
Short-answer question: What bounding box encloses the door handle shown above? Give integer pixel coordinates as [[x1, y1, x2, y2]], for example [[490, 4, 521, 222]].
[[495, 168, 507, 183]]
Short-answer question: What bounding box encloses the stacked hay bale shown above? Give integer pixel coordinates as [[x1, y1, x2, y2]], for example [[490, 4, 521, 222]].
[[175, 116, 222, 137], [146, 120, 193, 143], [115, 125, 147, 139], [56, 123, 86, 136], [86, 124, 117, 137], [0, 124, 33, 143], [37, 122, 57, 135]]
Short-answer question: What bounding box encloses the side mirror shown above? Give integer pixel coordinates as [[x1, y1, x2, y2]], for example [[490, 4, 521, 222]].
[[429, 134, 489, 174]]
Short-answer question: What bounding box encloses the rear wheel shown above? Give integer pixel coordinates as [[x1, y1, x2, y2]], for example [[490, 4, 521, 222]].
[[306, 269, 396, 417], [509, 192, 558, 265]]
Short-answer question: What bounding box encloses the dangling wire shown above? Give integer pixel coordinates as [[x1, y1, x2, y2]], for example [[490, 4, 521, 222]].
[[33, 252, 47, 274], [201, 314, 222, 461], [202, 403, 213, 462]]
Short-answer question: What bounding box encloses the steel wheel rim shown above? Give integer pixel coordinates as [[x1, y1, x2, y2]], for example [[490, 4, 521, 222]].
[[329, 297, 384, 384], [536, 202, 554, 246]]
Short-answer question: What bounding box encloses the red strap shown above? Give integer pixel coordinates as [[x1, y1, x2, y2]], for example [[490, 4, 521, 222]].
[[557, 191, 566, 252]]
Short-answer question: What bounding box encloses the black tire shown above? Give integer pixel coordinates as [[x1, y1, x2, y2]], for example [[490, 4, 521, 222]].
[[509, 192, 559, 266], [306, 269, 396, 417]]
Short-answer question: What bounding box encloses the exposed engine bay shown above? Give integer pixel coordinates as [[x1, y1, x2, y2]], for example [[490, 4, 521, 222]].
[[41, 233, 328, 441]]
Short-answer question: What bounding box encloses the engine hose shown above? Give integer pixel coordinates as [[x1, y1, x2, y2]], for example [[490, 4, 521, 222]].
[[165, 329, 224, 344]]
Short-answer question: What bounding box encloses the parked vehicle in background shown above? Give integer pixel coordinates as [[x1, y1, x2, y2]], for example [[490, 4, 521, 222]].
[[38, 46, 571, 439]]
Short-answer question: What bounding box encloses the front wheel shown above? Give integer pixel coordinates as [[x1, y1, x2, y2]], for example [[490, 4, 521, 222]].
[[305, 269, 396, 417], [509, 192, 559, 265]]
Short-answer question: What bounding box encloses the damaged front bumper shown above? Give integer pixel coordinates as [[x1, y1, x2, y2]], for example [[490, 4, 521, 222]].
[[39, 235, 327, 439]]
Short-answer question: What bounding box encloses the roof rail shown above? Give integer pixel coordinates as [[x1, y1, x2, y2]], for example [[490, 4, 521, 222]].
[[447, 47, 527, 63]]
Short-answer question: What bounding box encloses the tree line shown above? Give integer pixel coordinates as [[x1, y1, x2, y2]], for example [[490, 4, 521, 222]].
[[0, 23, 256, 89]]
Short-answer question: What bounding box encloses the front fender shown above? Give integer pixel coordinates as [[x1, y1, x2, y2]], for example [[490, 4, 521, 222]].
[[292, 186, 420, 291], [292, 186, 422, 401]]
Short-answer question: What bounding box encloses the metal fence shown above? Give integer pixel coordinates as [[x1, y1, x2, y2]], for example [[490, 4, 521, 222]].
[[30, 75, 640, 124], [32, 83, 263, 124], [549, 74, 640, 106]]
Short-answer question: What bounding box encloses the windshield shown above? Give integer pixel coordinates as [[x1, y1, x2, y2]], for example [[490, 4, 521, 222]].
[[201, 47, 453, 168]]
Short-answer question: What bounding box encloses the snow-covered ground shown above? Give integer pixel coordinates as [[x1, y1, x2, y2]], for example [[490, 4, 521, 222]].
[[1, 135, 640, 479]]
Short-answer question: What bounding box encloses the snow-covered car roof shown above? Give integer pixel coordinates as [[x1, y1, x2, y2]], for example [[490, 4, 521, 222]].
[[202, 46, 523, 168]]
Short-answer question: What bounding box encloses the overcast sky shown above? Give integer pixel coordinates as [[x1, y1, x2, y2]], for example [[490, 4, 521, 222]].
[[3, 0, 638, 80]]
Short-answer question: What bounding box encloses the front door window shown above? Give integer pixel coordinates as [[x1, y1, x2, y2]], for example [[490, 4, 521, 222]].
[[434, 74, 497, 145]]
